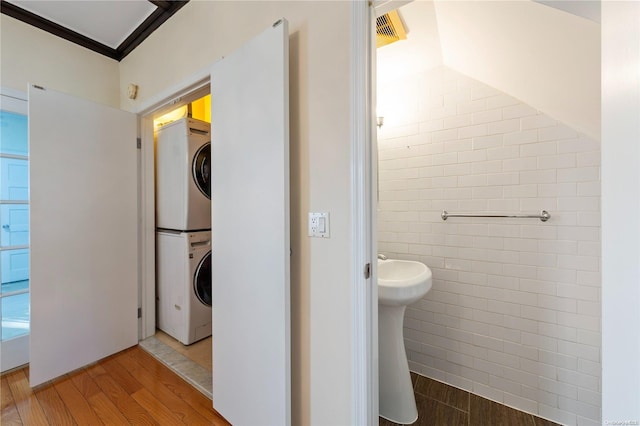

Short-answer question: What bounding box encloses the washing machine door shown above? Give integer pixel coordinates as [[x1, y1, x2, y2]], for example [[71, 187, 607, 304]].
[[194, 250, 212, 306], [192, 142, 211, 199]]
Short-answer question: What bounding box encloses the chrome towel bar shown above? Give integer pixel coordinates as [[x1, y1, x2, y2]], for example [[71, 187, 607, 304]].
[[441, 210, 551, 222]]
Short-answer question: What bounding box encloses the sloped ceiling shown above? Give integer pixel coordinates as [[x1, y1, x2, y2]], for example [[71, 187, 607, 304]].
[[377, 0, 601, 140], [376, 1, 443, 84], [533, 0, 600, 23]]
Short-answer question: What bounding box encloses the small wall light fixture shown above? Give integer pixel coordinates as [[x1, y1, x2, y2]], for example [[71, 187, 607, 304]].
[[377, 116, 384, 128], [127, 84, 138, 100]]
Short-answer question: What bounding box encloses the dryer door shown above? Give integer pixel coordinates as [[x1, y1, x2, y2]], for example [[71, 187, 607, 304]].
[[192, 142, 211, 199], [194, 250, 212, 306]]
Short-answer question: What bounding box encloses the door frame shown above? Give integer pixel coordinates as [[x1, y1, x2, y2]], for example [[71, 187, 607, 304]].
[[135, 3, 378, 421], [136, 72, 210, 340], [351, 1, 377, 424]]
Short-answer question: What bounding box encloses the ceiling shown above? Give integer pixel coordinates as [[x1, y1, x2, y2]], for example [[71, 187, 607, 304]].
[[377, 0, 601, 140], [0, 0, 188, 61], [376, 0, 600, 84]]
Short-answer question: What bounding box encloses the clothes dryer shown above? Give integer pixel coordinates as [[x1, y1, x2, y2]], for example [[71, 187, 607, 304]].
[[156, 117, 211, 231], [156, 230, 212, 345]]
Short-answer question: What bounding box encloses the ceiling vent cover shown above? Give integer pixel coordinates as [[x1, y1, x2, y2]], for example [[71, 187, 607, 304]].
[[376, 10, 407, 48]]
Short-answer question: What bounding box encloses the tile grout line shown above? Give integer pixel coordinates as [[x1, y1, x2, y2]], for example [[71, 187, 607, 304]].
[[414, 391, 469, 415]]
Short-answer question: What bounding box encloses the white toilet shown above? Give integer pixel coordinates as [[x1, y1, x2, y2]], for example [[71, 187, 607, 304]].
[[378, 257, 433, 424]]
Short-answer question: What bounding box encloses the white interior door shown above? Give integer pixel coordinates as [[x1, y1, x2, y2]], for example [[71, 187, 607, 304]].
[[28, 86, 138, 387], [210, 19, 290, 425]]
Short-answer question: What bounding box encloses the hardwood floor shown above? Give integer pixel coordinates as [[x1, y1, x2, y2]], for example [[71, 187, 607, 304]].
[[3, 345, 563, 426], [1, 346, 229, 425], [380, 373, 561, 426]]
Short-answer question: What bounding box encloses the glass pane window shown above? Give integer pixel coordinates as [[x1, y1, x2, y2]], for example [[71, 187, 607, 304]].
[[1, 292, 29, 340], [0, 110, 28, 156], [1, 249, 29, 287], [0, 277, 28, 295], [0, 204, 29, 247], [0, 158, 28, 201]]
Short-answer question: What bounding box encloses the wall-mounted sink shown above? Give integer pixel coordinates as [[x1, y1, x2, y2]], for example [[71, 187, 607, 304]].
[[378, 259, 432, 306]]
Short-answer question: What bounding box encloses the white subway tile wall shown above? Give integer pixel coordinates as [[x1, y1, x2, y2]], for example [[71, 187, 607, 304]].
[[377, 67, 601, 425]]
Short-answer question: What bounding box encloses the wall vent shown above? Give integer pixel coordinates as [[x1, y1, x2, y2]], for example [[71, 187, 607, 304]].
[[376, 10, 407, 48]]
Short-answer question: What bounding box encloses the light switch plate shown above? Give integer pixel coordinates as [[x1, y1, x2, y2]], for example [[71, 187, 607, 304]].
[[308, 212, 330, 238]]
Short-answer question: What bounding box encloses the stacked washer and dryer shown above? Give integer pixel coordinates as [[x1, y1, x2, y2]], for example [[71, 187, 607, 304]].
[[155, 117, 212, 345]]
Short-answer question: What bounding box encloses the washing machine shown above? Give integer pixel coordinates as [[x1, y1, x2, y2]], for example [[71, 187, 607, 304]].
[[156, 117, 211, 231], [156, 230, 212, 345]]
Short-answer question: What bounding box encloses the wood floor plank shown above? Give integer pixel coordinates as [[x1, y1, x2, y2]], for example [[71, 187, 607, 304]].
[[117, 348, 211, 425], [33, 382, 77, 425], [534, 415, 562, 426], [410, 372, 418, 389], [0, 403, 23, 426], [99, 355, 144, 395], [53, 375, 103, 426], [68, 368, 102, 400], [469, 394, 535, 426], [414, 375, 470, 411], [1, 376, 15, 409], [132, 387, 188, 425], [1, 377, 23, 426], [415, 393, 467, 426], [87, 392, 130, 425], [85, 363, 158, 425], [5, 370, 49, 426], [379, 393, 467, 426], [131, 347, 229, 425]]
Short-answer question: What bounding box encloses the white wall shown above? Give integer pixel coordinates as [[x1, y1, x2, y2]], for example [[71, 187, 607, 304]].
[[119, 2, 353, 424], [378, 66, 601, 425], [0, 15, 120, 107], [434, 0, 600, 142], [602, 1, 640, 423]]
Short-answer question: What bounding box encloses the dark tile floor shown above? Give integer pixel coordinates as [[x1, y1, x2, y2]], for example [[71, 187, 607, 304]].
[[379, 373, 561, 426]]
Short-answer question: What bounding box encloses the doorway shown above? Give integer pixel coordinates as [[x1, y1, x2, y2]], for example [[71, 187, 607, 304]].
[[372, 2, 604, 425], [139, 90, 214, 398], [138, 79, 211, 346]]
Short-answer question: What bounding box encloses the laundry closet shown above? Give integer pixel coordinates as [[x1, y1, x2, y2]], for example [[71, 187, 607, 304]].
[[152, 95, 213, 362]]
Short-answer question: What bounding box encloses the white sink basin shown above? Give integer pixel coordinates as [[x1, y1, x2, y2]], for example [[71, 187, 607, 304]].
[[378, 259, 432, 306], [378, 258, 433, 423]]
